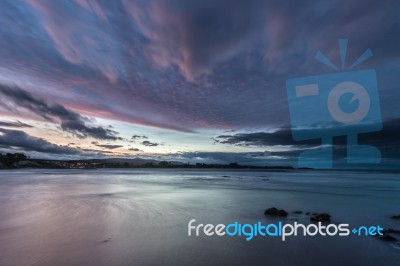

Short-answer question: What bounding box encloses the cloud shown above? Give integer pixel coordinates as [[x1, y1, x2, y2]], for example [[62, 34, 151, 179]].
[[0, 0, 399, 133], [0, 85, 121, 140], [94, 144, 123, 150], [214, 127, 317, 147], [131, 135, 148, 140], [215, 129, 291, 146], [0, 128, 82, 155], [128, 147, 143, 152], [214, 118, 400, 163], [123, 0, 269, 80], [141, 140, 159, 147], [0, 120, 32, 128], [359, 118, 400, 159]]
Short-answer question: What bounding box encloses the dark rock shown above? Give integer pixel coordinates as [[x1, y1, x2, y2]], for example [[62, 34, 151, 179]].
[[383, 228, 400, 234], [391, 215, 400, 220], [305, 212, 311, 215], [376, 234, 398, 242], [96, 237, 112, 246], [293, 211, 302, 214], [264, 207, 288, 217], [310, 213, 331, 222], [98, 193, 115, 197]]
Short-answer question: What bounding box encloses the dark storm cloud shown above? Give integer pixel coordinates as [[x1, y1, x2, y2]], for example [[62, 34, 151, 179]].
[[174, 117, 400, 166], [360, 118, 400, 146], [0, 85, 121, 140], [94, 144, 124, 150], [0, 128, 82, 155], [0, 0, 398, 132], [0, 120, 32, 128], [215, 118, 400, 161], [141, 140, 159, 147], [216, 120, 400, 146], [215, 127, 296, 146], [359, 118, 400, 159]]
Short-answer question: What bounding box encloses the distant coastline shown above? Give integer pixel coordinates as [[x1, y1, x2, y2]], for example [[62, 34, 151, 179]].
[[2, 152, 399, 172], [0, 152, 298, 170]]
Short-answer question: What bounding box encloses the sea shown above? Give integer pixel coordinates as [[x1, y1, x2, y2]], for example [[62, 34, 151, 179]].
[[0, 169, 399, 266]]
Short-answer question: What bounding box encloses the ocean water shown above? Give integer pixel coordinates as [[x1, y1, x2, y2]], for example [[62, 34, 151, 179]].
[[0, 169, 399, 266]]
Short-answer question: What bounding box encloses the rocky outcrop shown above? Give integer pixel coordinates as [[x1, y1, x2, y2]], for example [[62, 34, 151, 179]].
[[264, 207, 288, 217], [383, 228, 400, 234], [310, 213, 331, 222], [376, 234, 398, 242]]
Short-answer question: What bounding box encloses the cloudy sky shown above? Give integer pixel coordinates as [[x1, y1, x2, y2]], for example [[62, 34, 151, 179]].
[[0, 0, 399, 167]]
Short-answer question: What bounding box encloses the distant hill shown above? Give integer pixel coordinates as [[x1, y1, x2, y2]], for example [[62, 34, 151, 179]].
[[0, 153, 296, 170]]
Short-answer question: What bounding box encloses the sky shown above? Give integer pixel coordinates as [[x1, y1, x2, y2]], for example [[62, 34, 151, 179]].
[[0, 0, 399, 167]]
